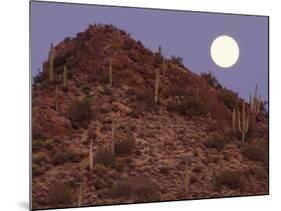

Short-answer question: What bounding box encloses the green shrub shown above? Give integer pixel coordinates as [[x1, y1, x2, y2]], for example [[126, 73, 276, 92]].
[[241, 141, 267, 162], [171, 55, 184, 68], [167, 96, 207, 117], [204, 133, 227, 151], [219, 89, 238, 110], [115, 134, 136, 156], [112, 176, 161, 202], [112, 180, 134, 198], [94, 148, 115, 167], [213, 169, 244, 190], [51, 148, 81, 165], [47, 181, 73, 207], [200, 71, 221, 88], [68, 98, 94, 129]]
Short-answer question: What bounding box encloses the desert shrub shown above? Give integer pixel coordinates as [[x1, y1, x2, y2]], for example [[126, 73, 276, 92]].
[[51, 148, 81, 165], [171, 55, 184, 68], [32, 123, 47, 140], [200, 71, 221, 88], [167, 96, 207, 117], [32, 164, 44, 177], [112, 176, 161, 202], [112, 180, 134, 198], [241, 141, 267, 162], [122, 39, 134, 51], [219, 89, 238, 110], [213, 169, 244, 190], [68, 98, 94, 129], [33, 71, 47, 84], [47, 181, 73, 207], [115, 134, 136, 156], [130, 176, 161, 202], [33, 139, 54, 151], [94, 148, 115, 167], [33, 153, 48, 165], [248, 166, 267, 180], [159, 166, 170, 174], [204, 133, 227, 151], [81, 85, 91, 95]]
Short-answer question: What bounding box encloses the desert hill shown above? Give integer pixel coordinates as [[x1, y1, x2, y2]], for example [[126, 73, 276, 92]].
[[32, 24, 268, 209]]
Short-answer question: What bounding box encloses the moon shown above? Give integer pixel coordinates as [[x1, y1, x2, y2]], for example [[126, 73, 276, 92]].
[[210, 35, 240, 68]]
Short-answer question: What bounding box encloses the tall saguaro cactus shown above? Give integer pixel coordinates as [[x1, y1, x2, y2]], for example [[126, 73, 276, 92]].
[[111, 120, 116, 155], [109, 59, 113, 87], [89, 138, 93, 171], [184, 157, 193, 198], [232, 109, 236, 133], [63, 65, 68, 87], [49, 43, 56, 82], [78, 183, 83, 206], [55, 85, 59, 111], [237, 102, 249, 143], [154, 68, 160, 104], [250, 84, 261, 120]]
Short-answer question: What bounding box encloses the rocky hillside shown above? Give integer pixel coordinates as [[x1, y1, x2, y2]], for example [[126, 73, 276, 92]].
[[32, 24, 269, 210]]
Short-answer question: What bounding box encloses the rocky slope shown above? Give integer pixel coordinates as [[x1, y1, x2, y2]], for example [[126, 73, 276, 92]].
[[32, 24, 268, 209]]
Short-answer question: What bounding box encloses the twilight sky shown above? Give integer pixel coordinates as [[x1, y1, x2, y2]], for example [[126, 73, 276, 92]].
[[31, 1, 268, 102]]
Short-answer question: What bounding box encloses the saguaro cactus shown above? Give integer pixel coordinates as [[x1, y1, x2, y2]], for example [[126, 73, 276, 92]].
[[89, 138, 93, 171], [63, 65, 68, 87], [237, 102, 249, 143], [232, 109, 236, 133], [78, 183, 83, 206], [109, 59, 112, 87], [154, 68, 160, 104], [184, 157, 193, 197], [250, 84, 261, 120], [111, 120, 116, 155], [158, 45, 162, 56], [49, 43, 56, 82], [55, 85, 59, 111]]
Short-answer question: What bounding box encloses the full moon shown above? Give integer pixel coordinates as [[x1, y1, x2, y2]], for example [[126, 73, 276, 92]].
[[210, 35, 240, 68]]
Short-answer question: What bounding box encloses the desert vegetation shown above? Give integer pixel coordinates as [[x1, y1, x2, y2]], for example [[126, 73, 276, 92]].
[[32, 24, 268, 209]]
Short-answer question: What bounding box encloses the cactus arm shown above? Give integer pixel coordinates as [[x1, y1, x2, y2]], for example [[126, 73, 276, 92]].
[[232, 109, 236, 132], [89, 138, 93, 171], [109, 59, 112, 87], [154, 68, 160, 104], [111, 120, 115, 155], [63, 65, 68, 87]]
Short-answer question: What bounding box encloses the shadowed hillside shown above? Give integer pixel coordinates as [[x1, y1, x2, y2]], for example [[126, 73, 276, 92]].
[[32, 24, 268, 209]]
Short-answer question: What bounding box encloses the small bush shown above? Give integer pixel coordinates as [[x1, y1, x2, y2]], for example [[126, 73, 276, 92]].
[[219, 89, 238, 110], [201, 71, 221, 88], [115, 134, 136, 156], [112, 180, 134, 198], [51, 148, 81, 165], [81, 85, 91, 95], [204, 133, 227, 151], [32, 123, 47, 140], [171, 55, 184, 68], [47, 181, 73, 207], [213, 169, 244, 190], [167, 96, 207, 117], [32, 164, 44, 177], [159, 166, 170, 174], [94, 148, 115, 167], [68, 98, 94, 129], [122, 40, 134, 51], [241, 141, 267, 162], [112, 176, 161, 202]]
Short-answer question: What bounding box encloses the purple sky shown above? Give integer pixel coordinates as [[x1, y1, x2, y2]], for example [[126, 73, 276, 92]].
[[31, 1, 268, 102]]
